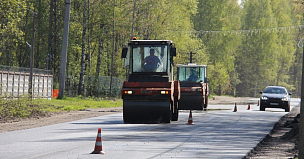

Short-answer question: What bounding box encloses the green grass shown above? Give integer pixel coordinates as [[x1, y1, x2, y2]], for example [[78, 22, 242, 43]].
[[40, 97, 122, 112], [0, 96, 122, 121]]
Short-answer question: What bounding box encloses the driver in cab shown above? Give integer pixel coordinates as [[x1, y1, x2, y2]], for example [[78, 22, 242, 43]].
[[143, 49, 161, 71], [188, 68, 198, 81]]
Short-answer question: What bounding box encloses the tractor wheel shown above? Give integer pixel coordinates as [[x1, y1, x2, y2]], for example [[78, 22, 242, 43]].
[[204, 95, 208, 110], [171, 97, 179, 121]]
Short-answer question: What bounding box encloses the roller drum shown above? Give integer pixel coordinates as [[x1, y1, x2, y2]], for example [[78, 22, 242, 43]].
[[123, 100, 171, 124], [179, 93, 204, 110]]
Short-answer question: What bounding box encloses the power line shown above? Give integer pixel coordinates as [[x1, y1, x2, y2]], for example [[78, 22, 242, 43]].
[[150, 25, 303, 36], [187, 25, 304, 36]]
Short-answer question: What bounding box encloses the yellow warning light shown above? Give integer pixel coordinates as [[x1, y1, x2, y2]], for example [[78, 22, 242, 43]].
[[160, 91, 169, 94], [124, 91, 133, 94], [132, 37, 137, 40]]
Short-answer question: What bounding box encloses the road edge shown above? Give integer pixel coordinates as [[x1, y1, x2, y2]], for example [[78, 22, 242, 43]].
[[242, 105, 300, 158]]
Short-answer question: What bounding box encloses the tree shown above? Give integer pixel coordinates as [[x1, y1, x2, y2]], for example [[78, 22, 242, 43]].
[[271, 0, 296, 90], [1, 0, 302, 99], [193, 0, 241, 95], [0, 0, 29, 66], [78, 0, 87, 96], [48, 0, 64, 84], [236, 0, 278, 97]]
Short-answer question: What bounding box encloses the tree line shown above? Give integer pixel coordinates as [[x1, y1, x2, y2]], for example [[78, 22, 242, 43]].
[[0, 0, 303, 97]]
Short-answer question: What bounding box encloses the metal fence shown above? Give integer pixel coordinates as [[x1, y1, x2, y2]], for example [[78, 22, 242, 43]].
[[0, 65, 53, 99]]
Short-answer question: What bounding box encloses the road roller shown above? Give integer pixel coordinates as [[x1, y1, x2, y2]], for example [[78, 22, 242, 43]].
[[177, 63, 209, 110], [121, 38, 180, 124]]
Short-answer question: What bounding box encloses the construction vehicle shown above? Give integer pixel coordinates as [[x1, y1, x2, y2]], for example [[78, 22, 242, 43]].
[[121, 38, 180, 124], [177, 63, 209, 110]]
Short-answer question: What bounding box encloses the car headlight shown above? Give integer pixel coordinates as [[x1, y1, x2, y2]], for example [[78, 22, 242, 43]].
[[261, 96, 268, 100], [282, 97, 288, 101]]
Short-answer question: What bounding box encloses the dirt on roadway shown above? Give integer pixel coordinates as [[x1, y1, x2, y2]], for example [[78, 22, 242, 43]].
[[0, 96, 299, 158]]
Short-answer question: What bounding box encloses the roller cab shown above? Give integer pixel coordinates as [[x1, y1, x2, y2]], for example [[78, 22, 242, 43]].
[[177, 63, 209, 110], [121, 39, 179, 124]]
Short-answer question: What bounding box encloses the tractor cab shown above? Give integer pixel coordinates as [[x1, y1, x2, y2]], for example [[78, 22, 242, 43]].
[[122, 39, 176, 82], [177, 63, 207, 83]]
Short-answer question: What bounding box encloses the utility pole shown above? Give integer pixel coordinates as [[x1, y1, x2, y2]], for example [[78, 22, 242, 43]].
[[58, 0, 71, 99], [131, 0, 136, 39], [299, 40, 304, 159], [189, 51, 196, 63], [109, 0, 115, 97], [28, 9, 36, 98]]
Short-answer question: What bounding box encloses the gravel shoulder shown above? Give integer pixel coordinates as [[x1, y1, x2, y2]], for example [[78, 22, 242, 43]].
[[0, 107, 123, 133], [243, 105, 300, 159]]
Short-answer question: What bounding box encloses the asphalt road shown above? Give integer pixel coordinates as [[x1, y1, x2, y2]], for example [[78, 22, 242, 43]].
[[0, 98, 300, 159]]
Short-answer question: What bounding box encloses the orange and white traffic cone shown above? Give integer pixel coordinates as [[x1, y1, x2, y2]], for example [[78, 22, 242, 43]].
[[248, 103, 251, 110], [91, 128, 105, 155], [187, 110, 195, 125], [233, 103, 237, 112]]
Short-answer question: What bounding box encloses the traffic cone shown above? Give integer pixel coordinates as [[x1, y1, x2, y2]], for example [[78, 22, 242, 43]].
[[248, 103, 251, 110], [233, 103, 237, 112], [187, 110, 195, 125], [91, 128, 105, 155]]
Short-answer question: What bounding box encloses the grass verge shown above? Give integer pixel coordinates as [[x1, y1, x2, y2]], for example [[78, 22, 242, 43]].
[[0, 96, 122, 122]]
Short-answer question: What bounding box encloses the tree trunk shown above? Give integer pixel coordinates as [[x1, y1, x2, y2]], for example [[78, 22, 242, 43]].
[[5, 38, 9, 66], [37, 0, 42, 69], [48, 0, 54, 72], [87, 0, 92, 96], [48, 0, 59, 81], [78, 0, 87, 96], [94, 24, 104, 97], [96, 24, 104, 77]]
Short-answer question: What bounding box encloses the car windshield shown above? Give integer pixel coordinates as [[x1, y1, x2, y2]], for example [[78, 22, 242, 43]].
[[178, 67, 205, 82], [132, 45, 168, 73], [263, 87, 287, 94]]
